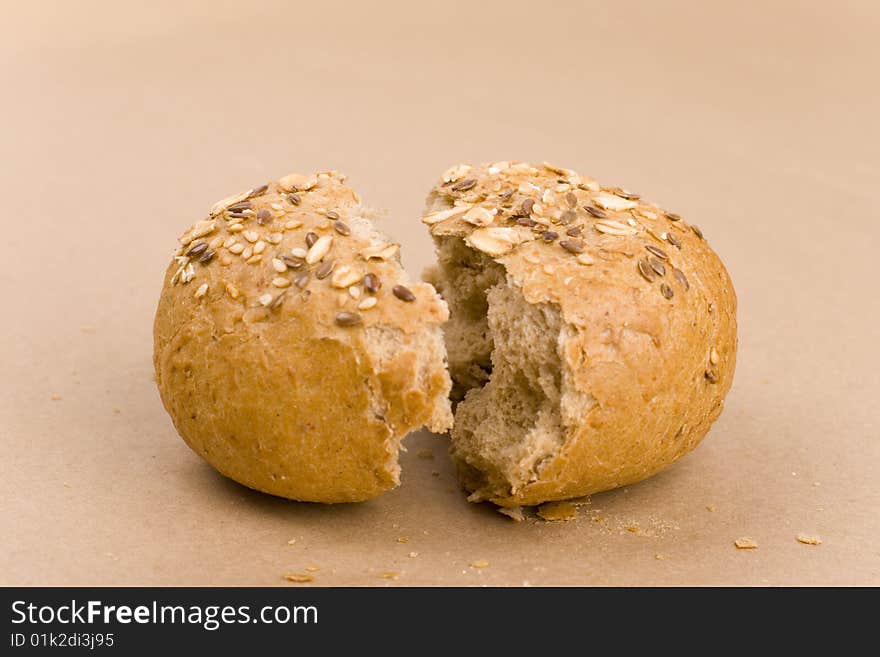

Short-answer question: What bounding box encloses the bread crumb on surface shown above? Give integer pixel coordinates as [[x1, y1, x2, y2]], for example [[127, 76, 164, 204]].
[[498, 506, 524, 522], [379, 571, 399, 580], [416, 449, 434, 459], [51, 394, 62, 401], [305, 565, 320, 572], [706, 505, 716, 512], [655, 554, 666, 560], [796, 534, 822, 545], [287, 539, 297, 545], [283, 573, 314, 583], [537, 501, 578, 521], [625, 525, 641, 534], [397, 537, 409, 543], [81, 327, 97, 334], [734, 537, 758, 549], [470, 559, 490, 569], [408, 551, 419, 558]]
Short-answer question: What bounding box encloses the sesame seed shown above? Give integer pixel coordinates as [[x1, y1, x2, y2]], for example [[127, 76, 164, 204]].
[[194, 283, 208, 298], [451, 178, 476, 192], [560, 239, 585, 254], [638, 259, 656, 282], [392, 285, 416, 302], [333, 220, 351, 236], [256, 209, 272, 225], [521, 198, 535, 215], [585, 205, 606, 218], [691, 224, 704, 239], [243, 230, 259, 243], [648, 256, 666, 277], [710, 348, 720, 365], [242, 245, 254, 260], [209, 236, 224, 250], [288, 193, 301, 205], [565, 192, 578, 208], [315, 261, 335, 279], [305, 232, 318, 248], [660, 282, 674, 299], [186, 242, 208, 257], [225, 283, 240, 299], [293, 272, 310, 288], [541, 231, 559, 242], [272, 276, 291, 288], [253, 240, 266, 255], [259, 293, 273, 306], [348, 285, 362, 299], [335, 312, 362, 327], [228, 243, 245, 255], [358, 296, 377, 310], [363, 273, 380, 294], [268, 232, 283, 244], [576, 252, 596, 265], [272, 258, 287, 273], [673, 268, 689, 290], [290, 247, 308, 259], [645, 245, 668, 260], [246, 254, 262, 265], [705, 370, 719, 384], [227, 223, 244, 233], [270, 203, 283, 211]]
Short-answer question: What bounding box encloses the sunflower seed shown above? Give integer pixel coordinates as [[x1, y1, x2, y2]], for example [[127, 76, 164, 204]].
[[281, 255, 304, 269], [315, 261, 335, 279], [565, 192, 578, 208], [256, 209, 272, 225], [270, 291, 286, 309], [542, 231, 559, 242], [288, 193, 301, 205], [691, 224, 704, 239], [293, 272, 310, 288], [645, 245, 668, 260], [326, 210, 340, 220], [660, 282, 674, 299], [560, 210, 577, 224], [516, 217, 537, 227], [392, 285, 416, 302], [305, 232, 318, 248], [198, 249, 215, 264], [451, 178, 476, 192], [566, 226, 582, 236], [666, 233, 682, 249], [673, 268, 689, 290], [665, 211, 681, 222], [363, 273, 380, 294], [333, 220, 351, 236], [186, 242, 208, 257], [649, 256, 666, 276], [521, 198, 535, 215], [335, 312, 362, 327], [584, 205, 606, 218], [560, 239, 585, 254], [638, 259, 656, 282]]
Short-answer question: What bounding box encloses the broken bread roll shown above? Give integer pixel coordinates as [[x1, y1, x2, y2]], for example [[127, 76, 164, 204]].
[[423, 162, 736, 507], [154, 170, 452, 503]]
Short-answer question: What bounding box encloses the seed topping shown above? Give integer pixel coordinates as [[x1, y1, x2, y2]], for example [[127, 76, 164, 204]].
[[392, 285, 416, 302]]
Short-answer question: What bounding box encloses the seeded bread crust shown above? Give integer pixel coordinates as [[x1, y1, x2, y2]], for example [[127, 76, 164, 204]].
[[154, 171, 452, 503], [423, 162, 737, 506]]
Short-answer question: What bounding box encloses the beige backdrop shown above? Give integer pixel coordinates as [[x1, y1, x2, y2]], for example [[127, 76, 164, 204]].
[[1, 1, 878, 585]]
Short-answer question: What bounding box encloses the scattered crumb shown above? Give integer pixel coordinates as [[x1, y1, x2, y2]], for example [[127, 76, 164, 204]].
[[283, 573, 314, 583], [416, 449, 434, 459], [498, 506, 524, 522], [408, 551, 419, 558], [305, 565, 320, 572], [379, 571, 399, 580], [796, 534, 822, 546], [51, 394, 62, 401], [813, 482, 821, 487], [655, 554, 666, 560], [105, 552, 118, 561], [81, 327, 97, 334], [706, 505, 716, 512], [537, 501, 578, 521], [113, 408, 121, 415], [625, 525, 641, 534], [63, 482, 71, 488], [431, 471, 440, 477], [735, 537, 758, 549], [287, 539, 297, 546], [470, 559, 489, 569]]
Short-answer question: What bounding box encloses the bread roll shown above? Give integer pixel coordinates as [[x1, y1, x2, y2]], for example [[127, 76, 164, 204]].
[[422, 162, 737, 507], [154, 171, 452, 503]]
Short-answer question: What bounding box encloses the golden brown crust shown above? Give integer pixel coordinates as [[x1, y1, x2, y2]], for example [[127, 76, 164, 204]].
[[154, 171, 452, 503], [423, 161, 737, 506]]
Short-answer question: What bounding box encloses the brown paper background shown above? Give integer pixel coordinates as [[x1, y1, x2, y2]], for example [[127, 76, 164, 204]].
[[2, 1, 878, 586]]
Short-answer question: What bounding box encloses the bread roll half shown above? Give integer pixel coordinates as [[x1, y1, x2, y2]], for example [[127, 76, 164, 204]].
[[423, 162, 737, 507]]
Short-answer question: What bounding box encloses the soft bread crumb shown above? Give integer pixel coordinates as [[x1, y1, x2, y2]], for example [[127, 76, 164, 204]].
[[283, 573, 314, 583], [734, 537, 758, 549], [537, 501, 578, 521], [796, 534, 822, 545], [470, 559, 490, 569], [498, 506, 525, 522]]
